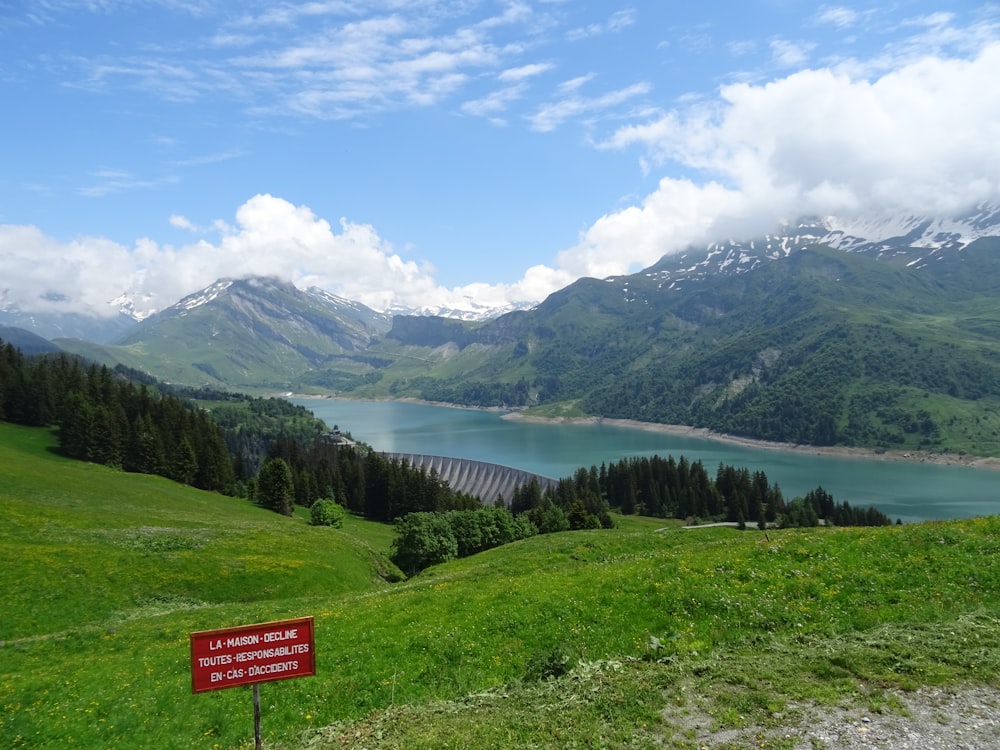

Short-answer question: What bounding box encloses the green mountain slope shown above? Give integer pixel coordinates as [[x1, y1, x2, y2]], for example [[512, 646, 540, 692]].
[[56, 277, 391, 390], [360, 242, 1000, 454], [4, 422, 1000, 749], [52, 242, 1000, 453]]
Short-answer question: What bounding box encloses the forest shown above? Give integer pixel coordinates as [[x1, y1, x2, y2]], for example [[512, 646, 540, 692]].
[[0, 338, 893, 578]]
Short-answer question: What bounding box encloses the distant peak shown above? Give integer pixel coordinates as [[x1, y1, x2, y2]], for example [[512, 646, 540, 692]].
[[643, 202, 1000, 289]]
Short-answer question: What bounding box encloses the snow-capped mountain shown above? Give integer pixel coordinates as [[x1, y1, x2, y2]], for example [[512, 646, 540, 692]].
[[643, 201, 1000, 288], [3, 203, 998, 347], [388, 298, 537, 321], [823, 202, 1000, 255], [119, 276, 391, 345]]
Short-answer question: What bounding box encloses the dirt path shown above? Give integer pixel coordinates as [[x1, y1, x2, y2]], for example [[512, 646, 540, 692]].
[[666, 684, 1000, 749]]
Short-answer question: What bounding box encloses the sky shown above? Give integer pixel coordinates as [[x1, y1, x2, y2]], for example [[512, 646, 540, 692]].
[[2, 1, 999, 319]]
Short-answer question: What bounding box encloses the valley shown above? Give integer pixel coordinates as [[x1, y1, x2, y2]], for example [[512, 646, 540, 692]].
[[296, 398, 1000, 523], [16, 212, 997, 460]]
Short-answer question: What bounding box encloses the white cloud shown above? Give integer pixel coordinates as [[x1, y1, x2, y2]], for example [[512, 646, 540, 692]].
[[0, 194, 554, 319], [498, 62, 554, 81], [567, 8, 636, 42], [529, 80, 651, 132], [558, 73, 595, 93], [769, 39, 815, 68], [906, 12, 956, 29], [61, 4, 543, 122], [78, 169, 179, 198], [0, 225, 152, 319], [169, 214, 197, 231], [461, 83, 526, 119], [817, 6, 860, 29], [727, 40, 756, 57], [562, 41, 1000, 278]]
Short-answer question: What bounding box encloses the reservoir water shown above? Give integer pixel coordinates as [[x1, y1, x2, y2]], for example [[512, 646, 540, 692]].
[[294, 399, 999, 523]]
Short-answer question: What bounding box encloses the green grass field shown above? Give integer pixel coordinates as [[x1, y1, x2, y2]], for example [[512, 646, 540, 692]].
[[3, 421, 1000, 749]]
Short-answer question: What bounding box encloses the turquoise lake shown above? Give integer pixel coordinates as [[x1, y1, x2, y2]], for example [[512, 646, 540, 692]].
[[293, 398, 999, 523]]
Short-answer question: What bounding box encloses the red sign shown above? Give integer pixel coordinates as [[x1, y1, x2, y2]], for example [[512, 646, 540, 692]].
[[190, 617, 315, 693]]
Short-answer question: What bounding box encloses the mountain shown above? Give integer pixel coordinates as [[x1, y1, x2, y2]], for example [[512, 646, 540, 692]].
[[0, 276, 525, 345], [50, 204, 1000, 455], [389, 297, 537, 321], [643, 201, 1000, 287], [0, 325, 63, 355], [0, 306, 136, 344], [57, 276, 391, 390], [354, 205, 1000, 455]]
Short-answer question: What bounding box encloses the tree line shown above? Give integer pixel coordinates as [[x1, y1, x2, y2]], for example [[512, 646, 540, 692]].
[[0, 342, 235, 493], [1, 339, 894, 580], [383, 451, 894, 575], [505, 453, 893, 530], [0, 340, 486, 522]]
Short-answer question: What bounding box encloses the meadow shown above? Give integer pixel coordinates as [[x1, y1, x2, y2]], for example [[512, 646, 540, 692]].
[[2, 421, 999, 749]]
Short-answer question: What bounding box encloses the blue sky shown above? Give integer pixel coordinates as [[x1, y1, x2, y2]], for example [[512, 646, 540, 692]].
[[2, 1, 999, 318]]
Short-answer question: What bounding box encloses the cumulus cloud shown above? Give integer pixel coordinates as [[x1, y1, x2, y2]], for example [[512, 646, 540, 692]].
[[5, 28, 1000, 322], [0, 194, 563, 319], [0, 198, 374, 316], [564, 41, 1000, 277]]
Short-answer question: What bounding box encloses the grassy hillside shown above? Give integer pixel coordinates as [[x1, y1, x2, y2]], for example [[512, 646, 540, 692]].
[[3, 422, 1000, 749]]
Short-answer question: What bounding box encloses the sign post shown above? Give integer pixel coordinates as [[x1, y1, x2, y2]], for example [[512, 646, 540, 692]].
[[191, 616, 316, 749]]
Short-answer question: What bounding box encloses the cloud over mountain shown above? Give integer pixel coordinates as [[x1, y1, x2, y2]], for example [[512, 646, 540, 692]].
[[0, 194, 567, 319], [568, 40, 1000, 277], [2, 7, 999, 320]]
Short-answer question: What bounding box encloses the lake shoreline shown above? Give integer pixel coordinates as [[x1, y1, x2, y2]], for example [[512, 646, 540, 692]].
[[504, 413, 1000, 470], [291, 394, 1000, 471]]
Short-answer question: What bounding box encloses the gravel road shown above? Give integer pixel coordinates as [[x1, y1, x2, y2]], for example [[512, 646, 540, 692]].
[[672, 684, 1000, 749]]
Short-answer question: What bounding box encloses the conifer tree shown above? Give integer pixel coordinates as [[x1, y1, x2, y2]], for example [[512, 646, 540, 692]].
[[258, 457, 294, 516]]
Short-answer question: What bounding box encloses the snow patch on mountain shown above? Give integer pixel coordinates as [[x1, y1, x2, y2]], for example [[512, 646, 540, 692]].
[[388, 297, 537, 321], [170, 279, 235, 313], [643, 202, 1000, 290]]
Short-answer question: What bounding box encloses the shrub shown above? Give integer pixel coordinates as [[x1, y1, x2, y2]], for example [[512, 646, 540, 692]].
[[310, 498, 346, 528], [391, 512, 458, 576]]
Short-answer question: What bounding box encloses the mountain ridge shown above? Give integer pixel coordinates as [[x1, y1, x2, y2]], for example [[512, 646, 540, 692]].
[[20, 205, 1000, 455], [5, 202, 998, 342]]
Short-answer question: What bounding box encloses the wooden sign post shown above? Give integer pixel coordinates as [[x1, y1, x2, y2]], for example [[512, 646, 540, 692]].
[[191, 616, 315, 749]]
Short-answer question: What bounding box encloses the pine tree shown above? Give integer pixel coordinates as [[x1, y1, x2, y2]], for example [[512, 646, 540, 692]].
[[258, 457, 294, 516]]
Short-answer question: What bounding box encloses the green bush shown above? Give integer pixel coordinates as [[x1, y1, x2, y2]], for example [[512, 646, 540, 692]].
[[391, 512, 459, 575], [310, 498, 347, 527]]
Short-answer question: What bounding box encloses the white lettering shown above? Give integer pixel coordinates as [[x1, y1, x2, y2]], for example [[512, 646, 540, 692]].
[[226, 634, 260, 648], [198, 654, 233, 667], [234, 643, 310, 663], [263, 629, 298, 643], [247, 661, 299, 677]]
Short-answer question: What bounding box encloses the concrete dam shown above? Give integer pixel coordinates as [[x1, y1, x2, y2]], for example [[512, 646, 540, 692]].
[[382, 453, 559, 505]]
